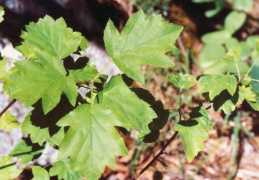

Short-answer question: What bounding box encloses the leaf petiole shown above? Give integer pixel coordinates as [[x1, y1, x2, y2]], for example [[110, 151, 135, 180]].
[[235, 62, 241, 81], [90, 59, 113, 103]]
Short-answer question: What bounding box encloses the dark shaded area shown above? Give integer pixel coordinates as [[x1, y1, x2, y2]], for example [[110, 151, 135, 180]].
[[63, 56, 89, 70], [10, 137, 44, 163], [132, 88, 169, 143], [0, 0, 124, 46], [170, 0, 231, 38], [28, 95, 74, 137]]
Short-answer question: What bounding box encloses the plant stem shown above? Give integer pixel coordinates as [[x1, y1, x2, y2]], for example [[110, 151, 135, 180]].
[[235, 62, 241, 81], [0, 99, 16, 117], [245, 58, 259, 78], [133, 131, 178, 180], [76, 80, 91, 85], [90, 59, 113, 103]]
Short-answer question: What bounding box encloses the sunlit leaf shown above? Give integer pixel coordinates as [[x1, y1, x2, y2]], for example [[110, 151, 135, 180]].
[[49, 159, 83, 180], [0, 111, 20, 132], [104, 9, 182, 83], [175, 120, 209, 162], [198, 74, 237, 100], [0, 156, 22, 180], [31, 166, 49, 180]]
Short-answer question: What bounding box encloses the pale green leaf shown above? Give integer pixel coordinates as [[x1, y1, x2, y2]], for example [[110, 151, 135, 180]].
[[199, 45, 226, 69], [4, 48, 78, 114], [240, 86, 256, 102], [20, 15, 85, 59], [22, 95, 74, 146], [0, 58, 8, 81], [31, 166, 49, 180], [0, 6, 4, 23], [247, 91, 259, 111], [198, 74, 237, 100], [175, 120, 209, 162], [104, 9, 183, 83], [57, 103, 128, 180], [222, 46, 240, 64], [49, 159, 83, 180], [68, 61, 98, 83], [0, 156, 22, 180], [167, 73, 196, 90], [223, 11, 246, 34], [238, 41, 252, 60], [189, 106, 213, 130], [201, 30, 231, 45], [225, 37, 239, 50], [234, 0, 253, 11], [0, 111, 20, 132], [9, 139, 44, 164]]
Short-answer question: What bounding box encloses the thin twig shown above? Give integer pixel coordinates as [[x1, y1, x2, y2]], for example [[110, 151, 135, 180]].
[[76, 80, 91, 85], [0, 99, 16, 117], [133, 131, 179, 180]]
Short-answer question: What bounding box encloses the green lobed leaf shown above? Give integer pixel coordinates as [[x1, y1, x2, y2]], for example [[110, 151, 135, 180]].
[[15, 41, 37, 60], [0, 156, 22, 180], [104, 9, 183, 84], [204, 88, 244, 114], [222, 46, 240, 64], [0, 6, 4, 23], [0, 111, 20, 132], [189, 106, 213, 130], [4, 49, 78, 114], [49, 159, 83, 180], [101, 75, 157, 133], [31, 166, 49, 180], [223, 11, 246, 34], [19, 15, 85, 59], [201, 30, 231, 45], [57, 75, 156, 179], [22, 95, 74, 146], [247, 90, 259, 111], [57, 103, 128, 180], [9, 139, 44, 164], [175, 120, 209, 162], [131, 88, 169, 142], [198, 74, 237, 100], [167, 73, 196, 90], [240, 86, 256, 102]]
